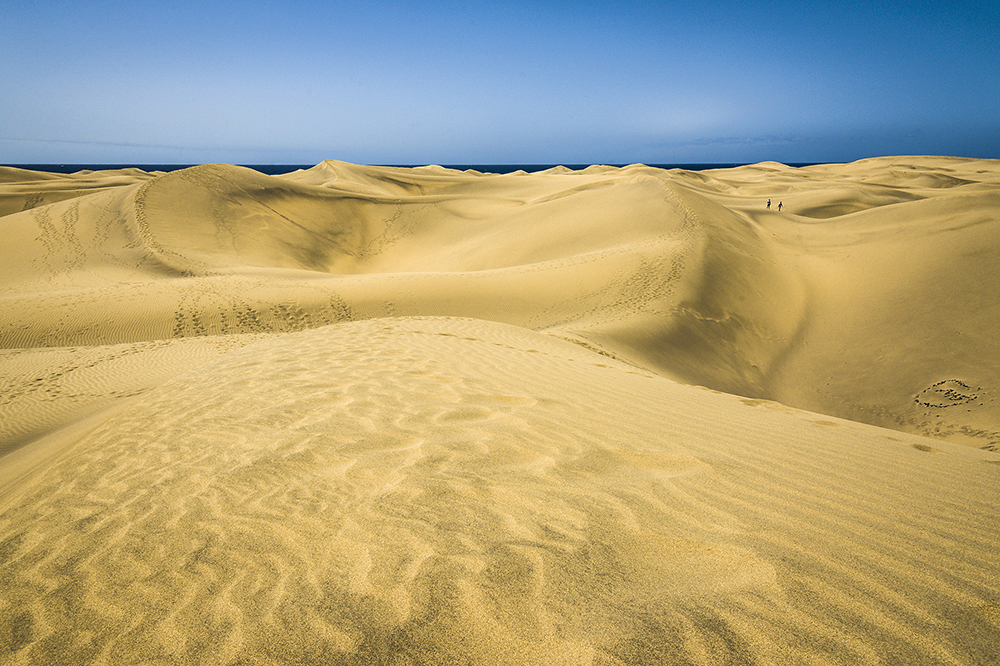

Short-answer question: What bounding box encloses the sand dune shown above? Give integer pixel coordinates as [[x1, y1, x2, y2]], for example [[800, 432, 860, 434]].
[[1, 158, 999, 664]]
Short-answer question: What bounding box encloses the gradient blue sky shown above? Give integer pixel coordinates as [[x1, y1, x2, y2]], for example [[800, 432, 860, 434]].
[[3, 0, 998, 165]]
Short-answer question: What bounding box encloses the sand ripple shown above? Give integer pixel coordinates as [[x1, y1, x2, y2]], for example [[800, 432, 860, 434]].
[[2, 159, 1000, 663], [1, 318, 998, 664]]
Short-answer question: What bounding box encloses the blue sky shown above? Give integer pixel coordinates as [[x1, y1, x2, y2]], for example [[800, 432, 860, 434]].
[[2, 0, 998, 165]]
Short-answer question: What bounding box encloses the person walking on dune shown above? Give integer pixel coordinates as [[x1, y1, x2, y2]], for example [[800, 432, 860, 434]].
[[767, 199, 771, 209], [778, 201, 783, 211]]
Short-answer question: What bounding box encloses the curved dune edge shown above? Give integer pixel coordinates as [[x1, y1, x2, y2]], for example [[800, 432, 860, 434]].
[[1, 317, 998, 665], [1, 158, 1000, 663], [2, 157, 998, 447], [210, 157, 1000, 448]]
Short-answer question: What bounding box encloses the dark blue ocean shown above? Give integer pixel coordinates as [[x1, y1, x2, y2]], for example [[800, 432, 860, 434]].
[[4, 163, 818, 175]]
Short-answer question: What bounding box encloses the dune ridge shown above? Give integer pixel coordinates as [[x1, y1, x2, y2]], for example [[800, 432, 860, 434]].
[[2, 157, 998, 445], [1, 158, 999, 664]]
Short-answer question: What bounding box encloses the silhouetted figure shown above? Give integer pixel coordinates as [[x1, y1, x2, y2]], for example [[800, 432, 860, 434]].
[[767, 199, 771, 209], [778, 201, 783, 211]]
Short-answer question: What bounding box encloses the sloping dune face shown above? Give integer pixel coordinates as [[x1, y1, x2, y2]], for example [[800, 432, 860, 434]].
[[2, 157, 998, 444], [2, 318, 999, 665], [1, 158, 1000, 664]]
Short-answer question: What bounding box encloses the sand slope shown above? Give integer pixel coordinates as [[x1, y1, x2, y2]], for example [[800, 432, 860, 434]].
[[3, 157, 998, 445], [1, 158, 999, 664]]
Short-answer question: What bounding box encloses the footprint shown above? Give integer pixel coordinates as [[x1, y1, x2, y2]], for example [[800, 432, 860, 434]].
[[915, 379, 979, 409]]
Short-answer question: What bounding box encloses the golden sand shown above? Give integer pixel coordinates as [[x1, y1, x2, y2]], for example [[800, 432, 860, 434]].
[[1, 158, 998, 664]]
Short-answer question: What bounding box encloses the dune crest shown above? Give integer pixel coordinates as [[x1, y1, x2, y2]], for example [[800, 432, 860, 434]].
[[2, 158, 999, 664], [3, 157, 997, 445]]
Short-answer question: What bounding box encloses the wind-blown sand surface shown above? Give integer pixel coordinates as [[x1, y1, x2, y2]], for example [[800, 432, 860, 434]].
[[1, 157, 998, 664]]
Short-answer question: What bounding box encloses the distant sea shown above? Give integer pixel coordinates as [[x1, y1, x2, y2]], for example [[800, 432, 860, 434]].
[[4, 163, 819, 175]]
